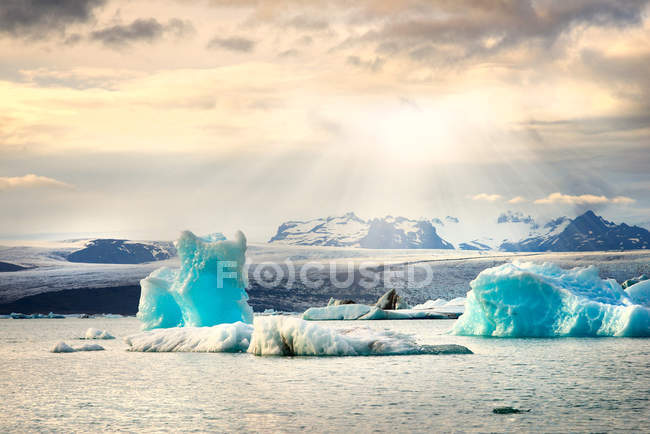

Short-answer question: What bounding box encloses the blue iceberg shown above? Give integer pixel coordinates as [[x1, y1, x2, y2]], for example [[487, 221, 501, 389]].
[[137, 230, 253, 329], [453, 262, 650, 337]]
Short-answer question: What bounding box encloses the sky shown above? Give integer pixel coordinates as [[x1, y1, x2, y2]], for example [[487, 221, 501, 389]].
[[1, 0, 649, 242]]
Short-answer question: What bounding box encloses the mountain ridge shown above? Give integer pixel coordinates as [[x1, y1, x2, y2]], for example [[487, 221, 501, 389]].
[[270, 210, 650, 252]]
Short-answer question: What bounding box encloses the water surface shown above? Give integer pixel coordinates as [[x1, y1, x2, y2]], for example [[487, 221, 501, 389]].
[[1, 318, 648, 432]]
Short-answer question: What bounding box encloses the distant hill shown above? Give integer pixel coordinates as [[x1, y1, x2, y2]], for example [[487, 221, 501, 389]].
[[0, 261, 30, 272], [67, 239, 177, 264], [269, 213, 453, 249]]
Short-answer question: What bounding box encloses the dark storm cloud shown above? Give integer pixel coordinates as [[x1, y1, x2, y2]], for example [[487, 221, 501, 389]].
[[0, 0, 105, 37], [207, 36, 256, 52], [90, 18, 195, 47], [355, 0, 650, 62]]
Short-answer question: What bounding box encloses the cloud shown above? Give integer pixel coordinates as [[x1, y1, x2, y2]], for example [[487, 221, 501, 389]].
[[0, 0, 106, 38], [0, 174, 72, 191], [508, 196, 527, 204], [207, 36, 256, 52], [90, 18, 195, 47], [286, 15, 328, 31], [346, 55, 385, 72], [472, 193, 503, 202], [611, 196, 636, 204], [278, 48, 300, 58], [353, 0, 649, 63], [534, 192, 635, 205]]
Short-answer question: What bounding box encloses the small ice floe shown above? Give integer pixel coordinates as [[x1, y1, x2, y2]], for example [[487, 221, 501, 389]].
[[9, 312, 65, 319], [125, 322, 253, 353], [82, 328, 115, 340], [249, 316, 472, 357], [50, 341, 105, 353]]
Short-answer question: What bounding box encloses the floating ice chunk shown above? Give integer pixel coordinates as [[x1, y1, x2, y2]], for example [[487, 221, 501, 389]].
[[453, 262, 650, 337], [248, 316, 472, 356], [302, 304, 458, 320], [303, 304, 372, 320], [411, 299, 447, 310], [125, 322, 253, 352], [76, 344, 105, 351], [359, 308, 455, 320], [137, 231, 253, 329], [375, 289, 409, 310], [125, 317, 472, 356], [622, 274, 648, 289], [51, 341, 75, 353], [411, 297, 466, 314], [50, 341, 105, 353], [83, 328, 115, 340], [625, 280, 650, 307]]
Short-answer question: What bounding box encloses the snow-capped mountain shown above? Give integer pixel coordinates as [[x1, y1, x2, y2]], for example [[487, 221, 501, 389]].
[[501, 211, 650, 252], [270, 210, 649, 252], [269, 213, 453, 249], [360, 216, 453, 249], [67, 239, 177, 264], [268, 212, 369, 247], [432, 211, 539, 251]]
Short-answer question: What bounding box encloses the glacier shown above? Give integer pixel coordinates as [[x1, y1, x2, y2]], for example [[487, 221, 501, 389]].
[[126, 316, 472, 356], [137, 230, 253, 329], [453, 262, 650, 337]]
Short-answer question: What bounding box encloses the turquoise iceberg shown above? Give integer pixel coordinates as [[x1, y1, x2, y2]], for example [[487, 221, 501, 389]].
[[137, 230, 253, 329], [453, 262, 650, 337]]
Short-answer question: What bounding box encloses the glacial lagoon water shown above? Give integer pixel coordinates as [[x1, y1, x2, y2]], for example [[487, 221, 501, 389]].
[[1, 317, 649, 432]]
